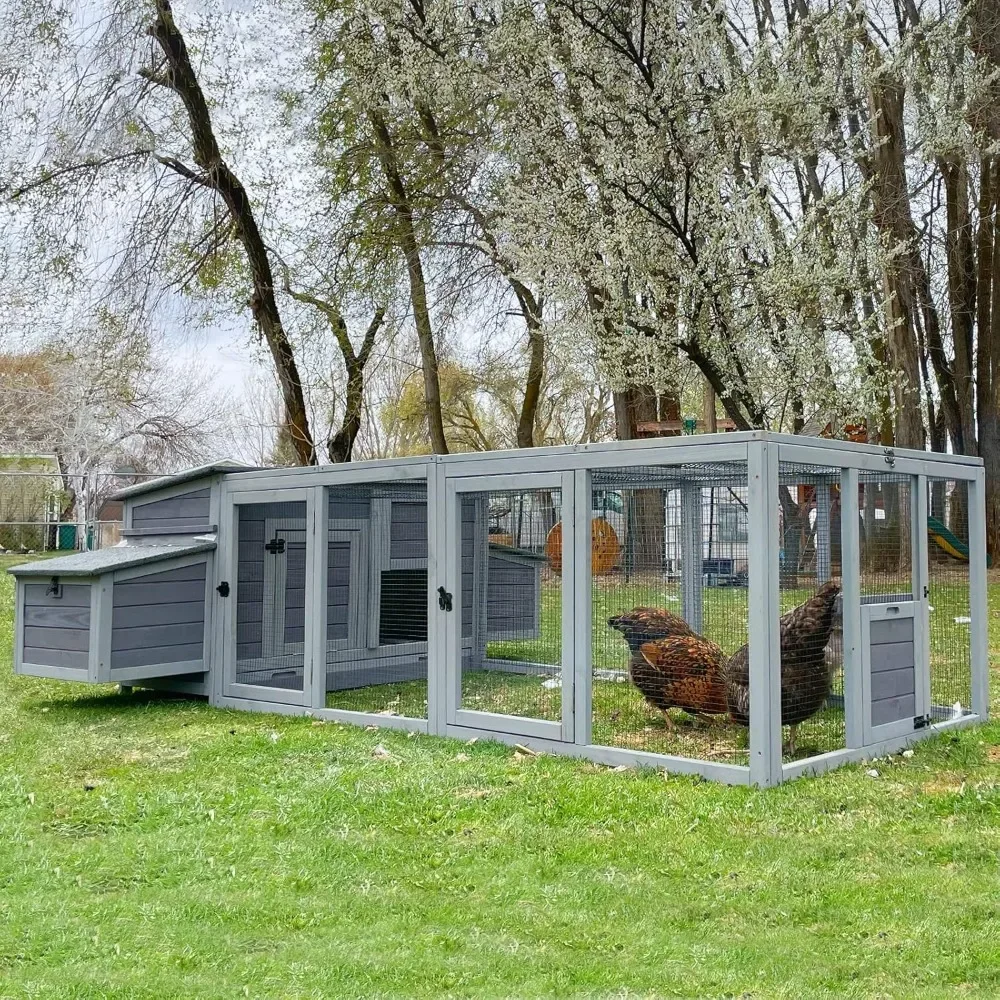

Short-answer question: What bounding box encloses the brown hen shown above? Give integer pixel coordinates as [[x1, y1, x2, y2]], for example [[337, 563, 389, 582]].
[[724, 580, 841, 753], [631, 634, 728, 726], [607, 607, 694, 651], [608, 607, 726, 727]]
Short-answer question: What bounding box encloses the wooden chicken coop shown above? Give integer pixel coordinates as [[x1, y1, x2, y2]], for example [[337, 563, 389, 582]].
[[7, 434, 989, 786]]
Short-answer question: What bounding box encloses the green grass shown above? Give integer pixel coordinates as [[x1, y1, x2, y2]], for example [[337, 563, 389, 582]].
[[4, 554, 1000, 998]]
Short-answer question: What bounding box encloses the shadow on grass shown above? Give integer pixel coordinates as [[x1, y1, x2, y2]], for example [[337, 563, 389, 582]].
[[32, 687, 207, 714]]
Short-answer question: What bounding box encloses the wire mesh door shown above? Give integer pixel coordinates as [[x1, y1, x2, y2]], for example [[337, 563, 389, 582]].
[[223, 489, 316, 706], [445, 472, 575, 741]]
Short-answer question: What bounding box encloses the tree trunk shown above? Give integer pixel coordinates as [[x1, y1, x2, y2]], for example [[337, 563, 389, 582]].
[[328, 359, 364, 463], [148, 1, 315, 465], [513, 284, 545, 449], [367, 109, 448, 455]]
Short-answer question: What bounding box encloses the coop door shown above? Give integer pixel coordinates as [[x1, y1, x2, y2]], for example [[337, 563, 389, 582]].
[[861, 601, 929, 744], [443, 472, 576, 742], [222, 491, 317, 707]]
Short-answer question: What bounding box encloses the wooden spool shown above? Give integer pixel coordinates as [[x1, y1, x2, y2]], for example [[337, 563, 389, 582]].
[[545, 518, 620, 575]]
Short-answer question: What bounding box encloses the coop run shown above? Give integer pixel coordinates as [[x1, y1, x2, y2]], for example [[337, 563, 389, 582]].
[[8, 434, 989, 785]]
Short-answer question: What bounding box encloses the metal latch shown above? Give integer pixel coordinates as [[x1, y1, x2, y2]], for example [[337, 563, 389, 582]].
[[216, 581, 230, 597], [884, 447, 896, 467], [46, 576, 62, 598], [437, 586, 453, 612], [913, 714, 932, 729], [265, 537, 286, 554]]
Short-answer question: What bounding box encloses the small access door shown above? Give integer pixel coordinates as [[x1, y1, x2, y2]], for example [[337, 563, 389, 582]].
[[443, 472, 576, 742], [221, 489, 317, 706], [861, 601, 928, 743]]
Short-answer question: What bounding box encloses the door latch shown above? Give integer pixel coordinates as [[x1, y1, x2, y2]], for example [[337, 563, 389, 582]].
[[264, 537, 286, 554], [437, 586, 453, 612], [217, 581, 230, 597]]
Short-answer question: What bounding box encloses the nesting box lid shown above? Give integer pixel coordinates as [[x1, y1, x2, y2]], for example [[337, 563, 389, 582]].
[[6, 541, 216, 577]]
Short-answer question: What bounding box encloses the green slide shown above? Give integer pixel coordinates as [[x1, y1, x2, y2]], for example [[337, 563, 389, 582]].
[[927, 515, 992, 567]]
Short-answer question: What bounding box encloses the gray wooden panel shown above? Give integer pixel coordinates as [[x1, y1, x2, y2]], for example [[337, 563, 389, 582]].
[[24, 583, 91, 608], [112, 601, 204, 629], [132, 489, 211, 528], [486, 555, 537, 634], [111, 562, 206, 670], [112, 621, 205, 652], [872, 693, 915, 727], [23, 604, 91, 629], [111, 643, 205, 670], [870, 641, 915, 673], [23, 646, 89, 670], [113, 576, 207, 608], [328, 495, 371, 520], [24, 625, 90, 652], [20, 581, 91, 669], [870, 618, 915, 645], [390, 501, 428, 560], [871, 667, 915, 701]]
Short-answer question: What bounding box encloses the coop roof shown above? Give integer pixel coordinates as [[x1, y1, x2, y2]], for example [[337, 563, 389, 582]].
[[111, 461, 258, 500], [6, 541, 216, 577]]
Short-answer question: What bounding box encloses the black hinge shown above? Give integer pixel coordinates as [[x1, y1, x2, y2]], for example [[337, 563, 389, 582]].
[[437, 586, 453, 612], [264, 537, 286, 555], [913, 714, 931, 729], [924, 584, 929, 598], [216, 581, 230, 597]]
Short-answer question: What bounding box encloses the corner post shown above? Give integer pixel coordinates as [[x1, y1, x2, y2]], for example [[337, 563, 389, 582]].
[[841, 466, 863, 747], [969, 469, 990, 719], [748, 438, 782, 786], [306, 485, 328, 712], [426, 458, 448, 736], [573, 468, 593, 746]]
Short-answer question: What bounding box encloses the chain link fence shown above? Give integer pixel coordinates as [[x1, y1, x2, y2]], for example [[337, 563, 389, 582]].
[[0, 467, 164, 554]]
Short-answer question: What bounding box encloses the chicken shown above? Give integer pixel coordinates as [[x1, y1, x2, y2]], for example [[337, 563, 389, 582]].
[[724, 580, 841, 754], [607, 607, 694, 651], [631, 634, 729, 724], [609, 607, 726, 727]]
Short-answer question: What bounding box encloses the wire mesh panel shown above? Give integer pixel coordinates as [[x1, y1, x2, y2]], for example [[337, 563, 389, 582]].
[[591, 463, 749, 764], [776, 463, 845, 761], [927, 478, 973, 721], [323, 482, 429, 719], [235, 500, 308, 691], [458, 487, 562, 722], [859, 471, 913, 599]]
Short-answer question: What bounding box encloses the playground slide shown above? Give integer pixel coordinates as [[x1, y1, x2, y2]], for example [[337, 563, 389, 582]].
[[927, 515, 992, 567]]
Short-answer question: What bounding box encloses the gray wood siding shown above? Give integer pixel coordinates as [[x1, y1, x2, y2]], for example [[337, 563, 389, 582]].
[[870, 616, 916, 727], [283, 536, 306, 645], [131, 488, 211, 530], [328, 541, 351, 640], [111, 563, 206, 670], [461, 499, 476, 639], [21, 583, 91, 669], [390, 501, 428, 560], [486, 556, 537, 634], [328, 491, 371, 521]]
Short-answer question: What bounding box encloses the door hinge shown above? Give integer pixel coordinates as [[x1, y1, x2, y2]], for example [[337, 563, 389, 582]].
[[923, 584, 929, 599], [216, 581, 230, 597], [437, 586, 453, 612], [265, 537, 286, 555], [913, 714, 932, 729]]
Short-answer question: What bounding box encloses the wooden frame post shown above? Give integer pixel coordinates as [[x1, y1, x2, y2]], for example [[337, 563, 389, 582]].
[[841, 466, 864, 748], [573, 468, 593, 746], [748, 438, 782, 786], [969, 469, 990, 719]]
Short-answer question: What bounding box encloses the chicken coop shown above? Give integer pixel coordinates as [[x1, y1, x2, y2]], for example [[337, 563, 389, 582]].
[[8, 433, 989, 785]]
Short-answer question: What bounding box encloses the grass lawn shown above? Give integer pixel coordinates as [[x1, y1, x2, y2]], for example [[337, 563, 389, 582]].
[[4, 554, 1000, 998]]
